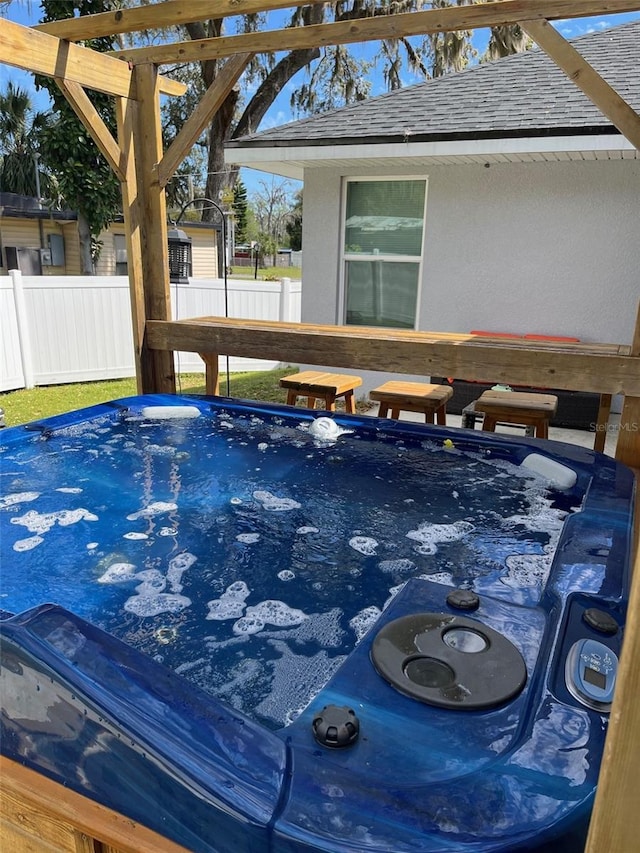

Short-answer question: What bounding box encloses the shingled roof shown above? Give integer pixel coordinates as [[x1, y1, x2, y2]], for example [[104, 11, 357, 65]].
[[227, 20, 640, 150]]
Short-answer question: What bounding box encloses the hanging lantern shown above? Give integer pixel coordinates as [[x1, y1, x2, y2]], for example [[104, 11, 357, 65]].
[[167, 226, 192, 284]]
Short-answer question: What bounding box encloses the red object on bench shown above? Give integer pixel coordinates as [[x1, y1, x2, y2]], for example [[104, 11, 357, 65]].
[[470, 330, 523, 338]]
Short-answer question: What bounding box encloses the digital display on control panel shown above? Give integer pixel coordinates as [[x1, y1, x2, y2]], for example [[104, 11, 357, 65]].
[[584, 667, 606, 689]]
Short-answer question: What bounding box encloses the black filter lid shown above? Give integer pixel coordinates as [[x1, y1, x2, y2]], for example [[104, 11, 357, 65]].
[[371, 612, 527, 710]]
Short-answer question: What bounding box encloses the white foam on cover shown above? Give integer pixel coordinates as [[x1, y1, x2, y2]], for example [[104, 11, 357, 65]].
[[349, 606, 382, 641], [504, 493, 567, 542], [254, 640, 347, 726], [378, 558, 416, 575], [349, 536, 378, 556], [0, 492, 40, 509], [296, 526, 319, 535], [13, 536, 43, 552], [419, 571, 455, 587], [225, 580, 251, 599], [406, 520, 475, 555], [11, 508, 98, 535], [207, 598, 247, 620], [142, 443, 180, 457], [134, 569, 167, 593], [127, 501, 177, 520], [167, 552, 196, 592], [124, 592, 191, 617], [262, 608, 345, 648], [232, 615, 265, 635], [277, 569, 296, 581], [500, 551, 555, 600], [98, 562, 138, 583], [236, 533, 261, 544], [383, 583, 408, 609], [244, 599, 308, 627], [253, 490, 301, 512], [206, 580, 251, 620]]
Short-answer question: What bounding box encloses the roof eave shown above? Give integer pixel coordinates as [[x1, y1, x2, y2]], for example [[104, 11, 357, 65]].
[[0, 208, 78, 222], [225, 132, 637, 180]]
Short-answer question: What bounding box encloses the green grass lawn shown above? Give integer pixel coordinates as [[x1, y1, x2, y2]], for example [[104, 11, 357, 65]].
[[1, 366, 373, 427], [0, 368, 295, 427], [230, 265, 301, 280]]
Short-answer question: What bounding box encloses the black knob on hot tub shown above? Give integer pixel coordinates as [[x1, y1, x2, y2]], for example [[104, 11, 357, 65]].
[[312, 704, 360, 748], [583, 608, 618, 636], [446, 589, 480, 612]]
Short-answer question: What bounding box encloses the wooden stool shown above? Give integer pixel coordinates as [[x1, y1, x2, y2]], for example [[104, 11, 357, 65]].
[[279, 370, 362, 413], [369, 381, 453, 425], [474, 390, 558, 439]]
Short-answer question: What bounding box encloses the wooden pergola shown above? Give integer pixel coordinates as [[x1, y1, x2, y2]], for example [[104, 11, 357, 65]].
[[1, 3, 639, 851]]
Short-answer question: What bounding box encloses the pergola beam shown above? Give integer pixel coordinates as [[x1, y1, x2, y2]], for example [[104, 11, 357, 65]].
[[34, 0, 308, 40], [159, 53, 253, 189], [521, 18, 640, 148], [0, 17, 184, 98], [111, 1, 640, 65], [56, 79, 126, 182], [35, 0, 640, 43]]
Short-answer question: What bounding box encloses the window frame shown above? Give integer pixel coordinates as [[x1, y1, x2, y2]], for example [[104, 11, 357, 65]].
[[338, 175, 428, 330]]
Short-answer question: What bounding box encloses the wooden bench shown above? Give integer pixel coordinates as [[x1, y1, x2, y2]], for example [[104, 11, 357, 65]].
[[474, 390, 559, 439], [370, 381, 453, 424], [279, 370, 362, 413]]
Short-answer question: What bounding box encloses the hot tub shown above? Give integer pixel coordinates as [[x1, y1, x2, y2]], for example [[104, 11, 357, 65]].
[[0, 394, 635, 852]]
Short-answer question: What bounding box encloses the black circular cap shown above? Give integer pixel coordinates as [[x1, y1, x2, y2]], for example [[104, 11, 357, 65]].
[[446, 589, 480, 612], [312, 704, 360, 748], [371, 613, 527, 710], [583, 608, 619, 636]]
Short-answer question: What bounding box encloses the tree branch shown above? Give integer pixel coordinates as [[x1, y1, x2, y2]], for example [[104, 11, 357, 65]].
[[233, 46, 321, 138]]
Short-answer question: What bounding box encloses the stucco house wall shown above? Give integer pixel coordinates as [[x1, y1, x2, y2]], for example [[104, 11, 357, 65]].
[[301, 158, 640, 346]]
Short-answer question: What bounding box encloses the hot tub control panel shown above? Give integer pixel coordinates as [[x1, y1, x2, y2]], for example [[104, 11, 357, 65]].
[[565, 638, 618, 712]]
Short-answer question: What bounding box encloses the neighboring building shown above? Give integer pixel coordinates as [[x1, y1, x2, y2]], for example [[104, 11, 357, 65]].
[[0, 195, 221, 278], [95, 219, 221, 278], [225, 22, 640, 365], [0, 193, 79, 275]]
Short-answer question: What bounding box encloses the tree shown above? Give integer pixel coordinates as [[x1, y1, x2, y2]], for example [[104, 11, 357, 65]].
[[35, 1, 122, 273], [286, 190, 303, 253], [173, 0, 529, 208], [0, 83, 52, 198], [251, 177, 296, 265], [233, 179, 250, 245]]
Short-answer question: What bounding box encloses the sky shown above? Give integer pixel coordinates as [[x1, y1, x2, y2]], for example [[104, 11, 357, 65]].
[[2, 1, 640, 196]]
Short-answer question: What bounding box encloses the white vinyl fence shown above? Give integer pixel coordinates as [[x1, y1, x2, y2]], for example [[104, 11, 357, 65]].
[[0, 271, 302, 392]]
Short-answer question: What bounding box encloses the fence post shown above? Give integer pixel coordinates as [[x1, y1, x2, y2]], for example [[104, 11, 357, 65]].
[[10, 269, 35, 390], [279, 277, 292, 322]]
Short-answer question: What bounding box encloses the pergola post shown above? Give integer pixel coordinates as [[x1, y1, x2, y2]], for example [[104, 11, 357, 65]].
[[114, 94, 145, 393], [132, 62, 176, 395], [615, 301, 640, 470]]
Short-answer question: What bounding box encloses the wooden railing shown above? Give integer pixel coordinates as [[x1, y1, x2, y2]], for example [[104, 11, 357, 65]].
[[145, 316, 640, 470]]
